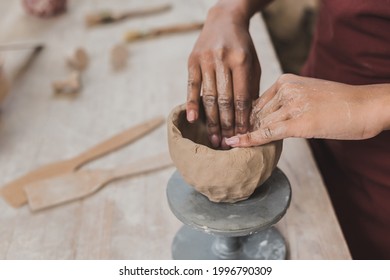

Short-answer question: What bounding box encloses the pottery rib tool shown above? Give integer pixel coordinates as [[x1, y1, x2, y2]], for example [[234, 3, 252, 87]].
[[0, 41, 44, 52], [0, 42, 44, 84], [0, 42, 44, 104], [25, 153, 173, 211], [85, 3, 172, 27], [124, 22, 204, 42], [0, 58, 9, 104], [0, 116, 165, 208]]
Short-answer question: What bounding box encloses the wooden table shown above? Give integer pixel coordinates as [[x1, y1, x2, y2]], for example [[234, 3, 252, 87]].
[[0, 0, 351, 259]]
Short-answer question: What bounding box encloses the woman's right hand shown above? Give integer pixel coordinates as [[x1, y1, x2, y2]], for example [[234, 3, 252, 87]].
[[186, 0, 268, 149]]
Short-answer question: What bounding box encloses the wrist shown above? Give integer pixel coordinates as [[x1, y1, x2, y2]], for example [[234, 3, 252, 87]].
[[209, 0, 272, 26], [361, 84, 390, 132], [379, 86, 390, 130]]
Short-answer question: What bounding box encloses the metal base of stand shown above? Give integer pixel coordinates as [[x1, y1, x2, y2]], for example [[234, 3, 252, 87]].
[[172, 225, 286, 260], [167, 168, 291, 260]]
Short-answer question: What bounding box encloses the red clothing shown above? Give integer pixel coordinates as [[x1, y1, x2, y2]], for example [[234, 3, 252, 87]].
[[302, 0, 390, 259]]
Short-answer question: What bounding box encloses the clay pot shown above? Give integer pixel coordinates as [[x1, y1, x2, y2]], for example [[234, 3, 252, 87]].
[[22, 0, 67, 18], [168, 103, 283, 203]]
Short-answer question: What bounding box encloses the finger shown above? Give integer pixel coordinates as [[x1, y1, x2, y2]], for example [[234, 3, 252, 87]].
[[256, 89, 283, 117], [251, 93, 281, 130], [202, 69, 221, 148], [232, 64, 252, 135], [225, 121, 291, 147], [216, 65, 234, 149], [252, 81, 279, 111], [186, 63, 202, 123], [250, 51, 261, 100], [253, 107, 290, 131]]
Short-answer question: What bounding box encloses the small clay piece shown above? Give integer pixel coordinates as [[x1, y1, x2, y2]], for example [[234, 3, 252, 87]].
[[52, 71, 81, 95], [0, 59, 9, 104], [22, 0, 67, 18], [67, 47, 89, 71], [110, 43, 128, 71], [168, 103, 283, 203]]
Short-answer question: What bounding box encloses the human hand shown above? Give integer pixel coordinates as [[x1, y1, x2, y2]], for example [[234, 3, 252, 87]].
[[225, 74, 389, 147], [186, 2, 261, 149]]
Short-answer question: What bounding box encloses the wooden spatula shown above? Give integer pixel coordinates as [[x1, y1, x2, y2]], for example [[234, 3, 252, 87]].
[[24, 153, 173, 211], [85, 3, 172, 27], [124, 22, 204, 42], [0, 116, 164, 208]]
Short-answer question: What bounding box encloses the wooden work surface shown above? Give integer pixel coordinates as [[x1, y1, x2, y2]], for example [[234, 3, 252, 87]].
[[0, 0, 351, 259]]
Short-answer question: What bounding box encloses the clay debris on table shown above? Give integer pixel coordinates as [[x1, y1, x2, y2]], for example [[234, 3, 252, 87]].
[[66, 47, 89, 71], [52, 71, 81, 95], [52, 47, 88, 95], [110, 43, 128, 71]]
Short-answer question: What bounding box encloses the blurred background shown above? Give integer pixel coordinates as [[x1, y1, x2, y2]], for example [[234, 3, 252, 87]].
[[263, 0, 319, 74]]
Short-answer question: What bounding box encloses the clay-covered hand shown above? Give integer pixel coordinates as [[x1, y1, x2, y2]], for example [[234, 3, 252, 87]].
[[186, 0, 266, 149], [225, 74, 390, 147]]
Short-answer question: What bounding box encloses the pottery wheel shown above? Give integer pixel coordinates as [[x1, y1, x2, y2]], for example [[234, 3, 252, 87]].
[[167, 167, 292, 260]]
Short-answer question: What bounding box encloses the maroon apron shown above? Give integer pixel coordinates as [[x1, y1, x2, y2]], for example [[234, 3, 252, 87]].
[[301, 0, 390, 259]]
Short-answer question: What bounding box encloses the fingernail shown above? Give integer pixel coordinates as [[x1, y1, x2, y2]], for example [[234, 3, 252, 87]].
[[211, 134, 220, 148], [187, 110, 196, 122], [225, 136, 239, 146], [221, 139, 230, 150]]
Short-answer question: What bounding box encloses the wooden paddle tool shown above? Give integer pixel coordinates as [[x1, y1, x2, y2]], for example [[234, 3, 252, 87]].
[[24, 153, 173, 211], [0, 116, 165, 208], [124, 22, 204, 42], [85, 3, 172, 27]]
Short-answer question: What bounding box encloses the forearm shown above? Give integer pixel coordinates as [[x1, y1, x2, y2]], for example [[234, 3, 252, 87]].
[[224, 75, 390, 147], [209, 0, 273, 26]]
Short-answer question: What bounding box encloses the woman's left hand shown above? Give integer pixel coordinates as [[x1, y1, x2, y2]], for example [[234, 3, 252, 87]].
[[225, 74, 390, 147]]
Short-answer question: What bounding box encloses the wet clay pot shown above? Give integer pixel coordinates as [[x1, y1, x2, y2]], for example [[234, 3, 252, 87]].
[[23, 0, 67, 18], [167, 103, 283, 203]]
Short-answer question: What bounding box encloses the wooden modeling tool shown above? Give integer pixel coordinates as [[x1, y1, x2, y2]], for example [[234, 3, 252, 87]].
[[124, 22, 204, 42], [24, 153, 173, 211], [0, 41, 44, 52], [0, 58, 9, 104], [0, 42, 44, 83], [0, 116, 165, 208], [85, 3, 172, 27], [0, 42, 44, 104]]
